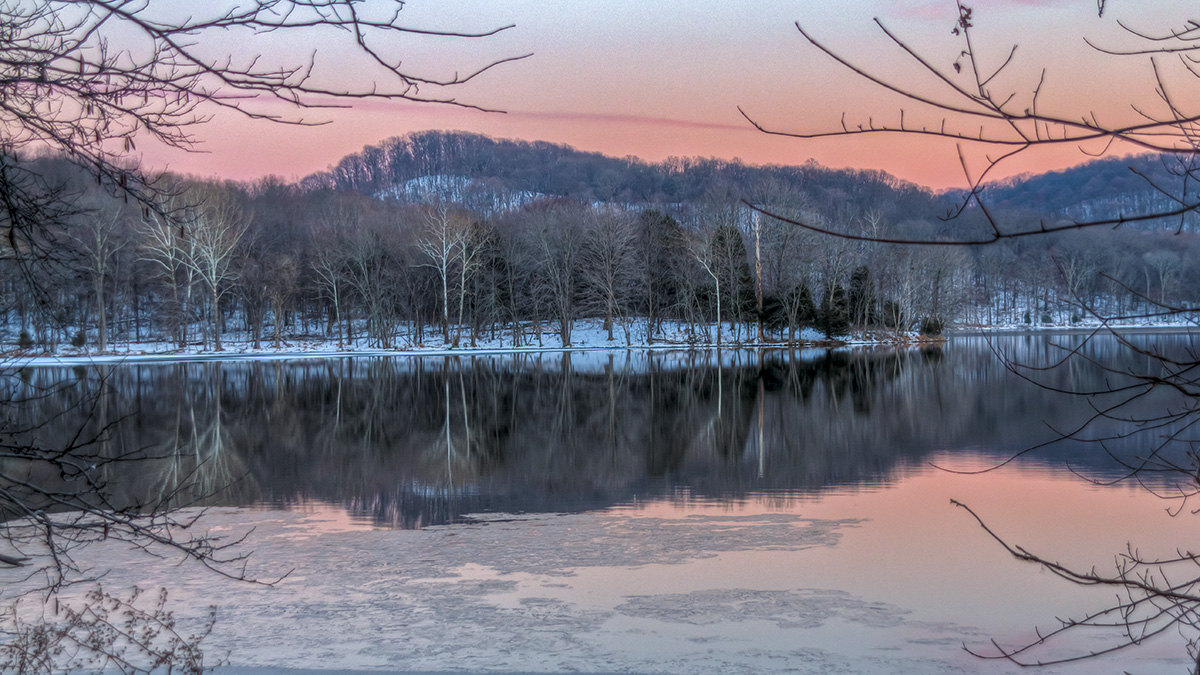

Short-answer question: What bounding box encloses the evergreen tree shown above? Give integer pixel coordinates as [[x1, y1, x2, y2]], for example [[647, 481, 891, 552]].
[[638, 210, 686, 338], [848, 265, 877, 328], [820, 283, 850, 339]]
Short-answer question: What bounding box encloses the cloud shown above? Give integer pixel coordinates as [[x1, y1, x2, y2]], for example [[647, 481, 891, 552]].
[[504, 110, 753, 134]]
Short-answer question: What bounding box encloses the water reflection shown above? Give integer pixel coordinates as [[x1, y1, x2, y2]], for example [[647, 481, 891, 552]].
[[1, 334, 1190, 528]]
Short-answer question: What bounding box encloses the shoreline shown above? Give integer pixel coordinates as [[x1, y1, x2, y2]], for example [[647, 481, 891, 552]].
[[2, 322, 1194, 366], [0, 340, 939, 366], [956, 324, 1198, 335]]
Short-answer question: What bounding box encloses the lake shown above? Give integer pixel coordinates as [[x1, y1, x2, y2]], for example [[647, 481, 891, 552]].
[[1, 333, 1196, 673]]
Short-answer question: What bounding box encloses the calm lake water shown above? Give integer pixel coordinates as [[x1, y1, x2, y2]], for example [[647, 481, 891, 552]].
[[3, 333, 1197, 673]]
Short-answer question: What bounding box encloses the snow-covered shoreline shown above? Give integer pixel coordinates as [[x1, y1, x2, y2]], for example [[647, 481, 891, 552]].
[[2, 318, 1192, 366]]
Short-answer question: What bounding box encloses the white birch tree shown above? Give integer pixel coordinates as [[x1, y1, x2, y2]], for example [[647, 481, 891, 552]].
[[71, 212, 126, 352], [181, 189, 249, 351], [140, 203, 198, 349], [417, 202, 472, 346]]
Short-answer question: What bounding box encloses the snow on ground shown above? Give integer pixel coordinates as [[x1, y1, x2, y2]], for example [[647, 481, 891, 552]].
[[2, 319, 933, 367], [4, 316, 1194, 367]]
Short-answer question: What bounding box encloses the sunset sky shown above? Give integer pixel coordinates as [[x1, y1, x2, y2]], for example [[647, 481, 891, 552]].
[[145, 0, 1192, 190]]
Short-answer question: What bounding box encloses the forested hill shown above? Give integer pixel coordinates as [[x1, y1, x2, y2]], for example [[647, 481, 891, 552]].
[[309, 133, 1200, 231], [300, 130, 941, 220], [977, 154, 1200, 228]]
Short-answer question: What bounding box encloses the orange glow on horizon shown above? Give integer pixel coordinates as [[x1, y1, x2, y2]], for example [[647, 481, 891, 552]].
[[137, 0, 1191, 192]]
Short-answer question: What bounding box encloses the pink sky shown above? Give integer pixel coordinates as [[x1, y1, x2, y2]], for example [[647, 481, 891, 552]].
[[141, 0, 1188, 191]]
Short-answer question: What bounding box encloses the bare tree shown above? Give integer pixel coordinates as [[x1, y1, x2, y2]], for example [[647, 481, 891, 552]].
[[417, 202, 475, 346], [69, 211, 126, 352], [1142, 249, 1181, 306], [180, 188, 249, 351], [530, 203, 585, 348], [346, 235, 387, 348], [139, 187, 249, 351], [580, 209, 638, 343], [140, 200, 198, 349], [493, 214, 540, 347], [452, 219, 487, 348], [266, 253, 300, 349], [311, 198, 369, 349], [1053, 240, 1102, 323], [750, 186, 819, 342]]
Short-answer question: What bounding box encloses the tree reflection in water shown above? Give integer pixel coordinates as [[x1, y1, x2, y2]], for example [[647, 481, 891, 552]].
[[2, 335, 1181, 530]]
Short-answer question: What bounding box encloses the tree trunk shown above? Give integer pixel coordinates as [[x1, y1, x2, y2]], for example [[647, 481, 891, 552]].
[[95, 276, 107, 352], [715, 279, 722, 347], [441, 271, 450, 345], [754, 212, 764, 343], [212, 288, 222, 351]]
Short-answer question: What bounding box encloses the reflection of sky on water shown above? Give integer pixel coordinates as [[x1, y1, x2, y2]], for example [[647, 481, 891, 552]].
[[227, 455, 1194, 671], [427, 457, 1191, 673], [6, 458, 1185, 673]]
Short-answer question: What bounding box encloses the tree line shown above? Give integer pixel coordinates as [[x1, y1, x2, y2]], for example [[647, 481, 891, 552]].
[[5, 146, 1200, 353]]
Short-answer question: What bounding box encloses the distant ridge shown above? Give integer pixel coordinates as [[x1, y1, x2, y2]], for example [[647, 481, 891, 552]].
[[300, 130, 941, 220], [301, 131, 1200, 232], [975, 153, 1200, 229]]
